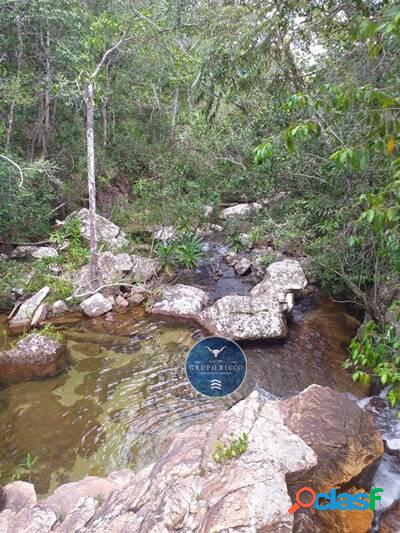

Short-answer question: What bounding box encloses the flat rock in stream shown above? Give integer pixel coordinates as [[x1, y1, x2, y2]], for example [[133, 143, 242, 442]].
[[151, 284, 208, 319], [199, 294, 288, 340], [0, 334, 66, 385]]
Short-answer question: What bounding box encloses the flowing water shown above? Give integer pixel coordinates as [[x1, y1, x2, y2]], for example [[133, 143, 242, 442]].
[[0, 291, 366, 496]]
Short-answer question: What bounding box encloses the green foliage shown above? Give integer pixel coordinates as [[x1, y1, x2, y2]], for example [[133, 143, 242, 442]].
[[213, 433, 249, 463], [176, 234, 203, 269], [12, 453, 39, 483], [227, 233, 245, 253], [0, 159, 56, 242], [344, 321, 400, 407], [155, 233, 203, 271], [155, 242, 177, 274], [38, 323, 63, 342], [49, 218, 89, 268]]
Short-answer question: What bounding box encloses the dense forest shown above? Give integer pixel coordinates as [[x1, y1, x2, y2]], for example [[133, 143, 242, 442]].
[[0, 0, 399, 397]]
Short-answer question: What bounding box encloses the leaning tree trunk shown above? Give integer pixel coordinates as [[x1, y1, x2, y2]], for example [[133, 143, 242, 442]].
[[85, 81, 99, 288]]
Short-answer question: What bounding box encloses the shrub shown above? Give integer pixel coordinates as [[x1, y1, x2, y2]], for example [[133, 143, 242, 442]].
[[213, 433, 249, 463]]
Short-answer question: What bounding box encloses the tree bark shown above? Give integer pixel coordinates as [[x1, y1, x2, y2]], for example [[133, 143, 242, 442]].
[[169, 87, 179, 142], [42, 29, 51, 157], [5, 13, 23, 151], [85, 81, 99, 288]]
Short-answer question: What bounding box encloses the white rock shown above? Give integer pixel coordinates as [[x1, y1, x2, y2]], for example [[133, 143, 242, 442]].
[[10, 286, 50, 329], [115, 295, 129, 307], [52, 300, 68, 315], [30, 303, 47, 326], [80, 293, 112, 318], [130, 254, 159, 282], [154, 225, 176, 242], [199, 294, 288, 340], [233, 257, 252, 275], [31, 247, 58, 259], [251, 259, 307, 297], [151, 284, 208, 319], [219, 202, 262, 220]]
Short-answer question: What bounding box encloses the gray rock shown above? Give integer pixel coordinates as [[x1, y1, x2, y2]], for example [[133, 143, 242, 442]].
[[115, 295, 128, 307], [0, 505, 58, 533], [30, 303, 48, 326], [80, 293, 112, 317], [71, 252, 133, 292], [63, 391, 317, 532], [251, 258, 307, 297], [130, 254, 159, 282], [9, 286, 50, 331], [31, 247, 58, 259], [154, 225, 176, 242], [10, 246, 40, 259], [0, 334, 66, 385], [233, 257, 252, 275], [0, 253, 8, 262], [43, 476, 117, 516], [151, 284, 208, 319], [3, 481, 37, 512], [51, 300, 68, 315], [199, 294, 288, 340], [65, 208, 129, 252], [219, 202, 262, 220]]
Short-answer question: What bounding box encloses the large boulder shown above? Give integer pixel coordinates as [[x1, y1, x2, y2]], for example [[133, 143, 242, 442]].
[[71, 252, 133, 292], [251, 258, 307, 297], [219, 202, 262, 220], [31, 247, 58, 259], [2, 481, 36, 512], [0, 334, 66, 385], [279, 384, 384, 532], [80, 293, 112, 318], [54, 391, 317, 532], [9, 286, 50, 332], [65, 208, 128, 251], [130, 254, 159, 282], [151, 284, 208, 320], [199, 294, 288, 340]]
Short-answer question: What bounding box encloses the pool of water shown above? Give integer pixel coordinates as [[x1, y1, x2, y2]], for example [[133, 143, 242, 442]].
[[0, 292, 366, 496]]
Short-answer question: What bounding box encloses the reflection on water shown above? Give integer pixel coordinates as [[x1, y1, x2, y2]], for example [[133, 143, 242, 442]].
[[0, 294, 366, 495]]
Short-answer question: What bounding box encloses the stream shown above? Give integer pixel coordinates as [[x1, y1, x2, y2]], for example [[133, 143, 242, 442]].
[[0, 236, 398, 521], [0, 292, 366, 496]]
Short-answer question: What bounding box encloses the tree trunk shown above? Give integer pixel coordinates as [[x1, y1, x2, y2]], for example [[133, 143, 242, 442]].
[[42, 29, 51, 157], [85, 81, 99, 288], [5, 13, 23, 151], [169, 87, 179, 142]]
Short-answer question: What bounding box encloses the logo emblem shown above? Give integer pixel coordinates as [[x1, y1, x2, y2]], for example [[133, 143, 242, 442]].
[[185, 336, 247, 397]]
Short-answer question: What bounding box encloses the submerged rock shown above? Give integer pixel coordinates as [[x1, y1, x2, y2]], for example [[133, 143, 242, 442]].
[[0, 334, 66, 385], [65, 208, 128, 251], [9, 286, 50, 332], [80, 293, 112, 318], [151, 284, 208, 320]]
